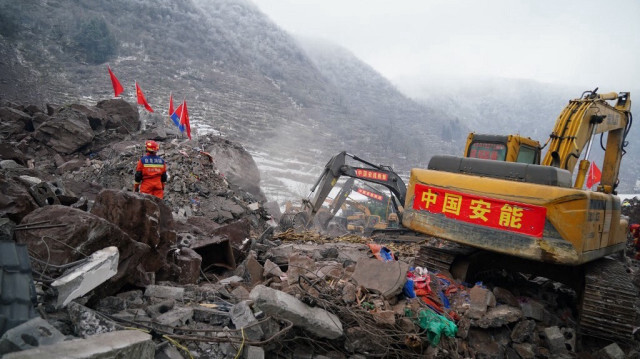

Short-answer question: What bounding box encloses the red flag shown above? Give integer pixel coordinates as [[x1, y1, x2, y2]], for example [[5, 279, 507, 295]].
[[107, 65, 123, 97], [169, 93, 174, 120], [586, 162, 602, 189], [135, 81, 154, 112], [181, 100, 191, 139]]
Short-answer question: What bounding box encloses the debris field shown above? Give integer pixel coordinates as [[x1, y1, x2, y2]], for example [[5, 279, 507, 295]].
[[0, 98, 639, 358]]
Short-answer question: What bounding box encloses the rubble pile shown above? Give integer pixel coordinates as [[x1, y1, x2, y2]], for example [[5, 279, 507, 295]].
[[0, 98, 639, 358]]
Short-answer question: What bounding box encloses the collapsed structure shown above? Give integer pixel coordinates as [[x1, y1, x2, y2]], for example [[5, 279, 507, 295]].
[[0, 98, 639, 358]]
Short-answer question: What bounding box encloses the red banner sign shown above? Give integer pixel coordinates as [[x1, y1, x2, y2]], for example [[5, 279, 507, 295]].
[[356, 187, 384, 202], [412, 183, 546, 238], [355, 169, 388, 181]]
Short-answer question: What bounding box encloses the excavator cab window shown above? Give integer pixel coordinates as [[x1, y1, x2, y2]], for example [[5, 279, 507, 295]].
[[468, 142, 507, 161], [516, 145, 538, 164]]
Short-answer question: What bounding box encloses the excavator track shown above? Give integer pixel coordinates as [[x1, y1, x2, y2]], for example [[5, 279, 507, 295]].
[[579, 257, 638, 342], [413, 239, 475, 274], [415, 241, 639, 342]]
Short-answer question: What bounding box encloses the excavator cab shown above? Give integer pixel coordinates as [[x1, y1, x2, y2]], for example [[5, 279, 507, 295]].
[[465, 133, 541, 164]]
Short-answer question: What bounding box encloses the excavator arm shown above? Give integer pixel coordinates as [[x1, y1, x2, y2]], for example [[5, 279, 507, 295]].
[[281, 151, 407, 231], [542, 89, 631, 193]]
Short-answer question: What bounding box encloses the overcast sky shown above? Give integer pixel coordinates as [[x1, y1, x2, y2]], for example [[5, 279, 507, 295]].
[[253, 0, 640, 90]]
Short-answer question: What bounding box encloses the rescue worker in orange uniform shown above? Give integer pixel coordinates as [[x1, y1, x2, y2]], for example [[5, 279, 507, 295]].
[[134, 140, 167, 198]]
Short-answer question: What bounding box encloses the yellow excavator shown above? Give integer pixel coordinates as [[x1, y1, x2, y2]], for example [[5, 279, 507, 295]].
[[344, 199, 389, 234], [402, 89, 635, 341]]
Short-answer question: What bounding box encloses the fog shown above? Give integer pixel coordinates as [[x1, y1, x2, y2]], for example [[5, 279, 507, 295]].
[[254, 0, 640, 91]]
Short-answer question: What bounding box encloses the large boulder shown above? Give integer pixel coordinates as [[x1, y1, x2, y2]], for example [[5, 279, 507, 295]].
[[0, 107, 32, 141], [70, 104, 107, 132], [206, 137, 265, 202], [34, 107, 94, 155], [0, 174, 38, 223], [90, 189, 176, 273], [96, 99, 140, 133], [0, 143, 30, 166], [14, 205, 150, 295]]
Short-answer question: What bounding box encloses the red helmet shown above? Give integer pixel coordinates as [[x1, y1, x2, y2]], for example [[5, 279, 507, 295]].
[[145, 140, 159, 152]]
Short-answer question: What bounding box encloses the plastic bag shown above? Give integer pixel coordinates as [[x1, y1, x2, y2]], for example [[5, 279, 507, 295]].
[[416, 309, 457, 346]]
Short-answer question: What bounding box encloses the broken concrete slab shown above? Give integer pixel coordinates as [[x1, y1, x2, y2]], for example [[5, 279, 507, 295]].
[[287, 254, 316, 285], [230, 300, 263, 341], [192, 305, 231, 326], [519, 298, 544, 321], [51, 246, 119, 308], [512, 343, 535, 359], [154, 307, 193, 332], [473, 305, 522, 329], [250, 285, 343, 339], [262, 259, 284, 278], [598, 343, 625, 359], [467, 285, 496, 319], [3, 330, 154, 359], [0, 317, 65, 355], [219, 275, 243, 286], [245, 254, 264, 286], [350, 258, 409, 299], [145, 300, 175, 319], [155, 344, 184, 359], [371, 310, 395, 326], [68, 302, 119, 338], [543, 326, 567, 355], [144, 285, 184, 300], [245, 345, 265, 359], [231, 286, 251, 301], [510, 319, 536, 343], [172, 247, 202, 285]]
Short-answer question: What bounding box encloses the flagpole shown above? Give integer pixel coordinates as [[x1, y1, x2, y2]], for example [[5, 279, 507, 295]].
[[136, 81, 147, 131], [181, 96, 186, 139]]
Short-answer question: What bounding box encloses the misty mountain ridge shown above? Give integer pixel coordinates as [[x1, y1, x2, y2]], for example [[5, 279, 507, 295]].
[[0, 0, 637, 197], [394, 74, 640, 192]]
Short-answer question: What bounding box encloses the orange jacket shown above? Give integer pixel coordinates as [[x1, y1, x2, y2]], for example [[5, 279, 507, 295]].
[[134, 152, 167, 198]]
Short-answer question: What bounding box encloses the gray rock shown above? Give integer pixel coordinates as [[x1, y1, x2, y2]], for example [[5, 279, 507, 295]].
[[519, 298, 544, 321], [192, 306, 231, 326], [145, 300, 175, 318], [51, 246, 119, 309], [230, 301, 263, 341], [510, 319, 536, 343], [34, 107, 94, 154], [350, 258, 409, 299], [250, 285, 343, 339], [231, 286, 251, 301], [467, 285, 496, 319], [0, 317, 65, 355], [543, 326, 567, 355], [474, 305, 523, 328], [96, 296, 127, 315], [513, 343, 535, 359], [262, 259, 284, 278], [144, 285, 184, 300], [67, 302, 119, 338], [597, 343, 625, 359], [3, 330, 154, 359], [155, 308, 193, 332], [0, 160, 22, 169], [244, 346, 264, 359], [155, 344, 183, 359]]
